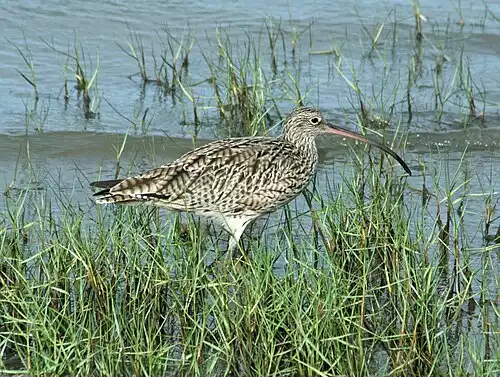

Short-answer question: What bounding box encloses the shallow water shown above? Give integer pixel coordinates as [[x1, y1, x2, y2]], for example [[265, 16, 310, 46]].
[[0, 1, 499, 371], [1, 0, 499, 268], [1, 0, 500, 134], [0, 5, 498, 237]]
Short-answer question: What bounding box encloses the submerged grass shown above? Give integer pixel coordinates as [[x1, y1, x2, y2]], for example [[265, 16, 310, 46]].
[[8, 31, 39, 102], [0, 152, 498, 376], [41, 37, 101, 119]]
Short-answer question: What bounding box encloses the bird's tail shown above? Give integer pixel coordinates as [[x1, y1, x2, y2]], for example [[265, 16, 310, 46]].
[[90, 179, 141, 205], [90, 179, 123, 190], [90, 177, 166, 205]]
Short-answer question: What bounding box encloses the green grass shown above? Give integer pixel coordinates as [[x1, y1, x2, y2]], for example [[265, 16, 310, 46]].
[[0, 150, 498, 376], [3, 2, 499, 375]]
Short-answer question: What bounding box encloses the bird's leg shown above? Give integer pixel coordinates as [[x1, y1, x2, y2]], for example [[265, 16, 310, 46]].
[[221, 216, 257, 261], [205, 221, 247, 273], [227, 224, 247, 260], [206, 217, 254, 273]]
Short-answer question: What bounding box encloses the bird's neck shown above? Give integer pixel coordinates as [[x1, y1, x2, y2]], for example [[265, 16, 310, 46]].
[[283, 130, 319, 167], [284, 127, 317, 149]]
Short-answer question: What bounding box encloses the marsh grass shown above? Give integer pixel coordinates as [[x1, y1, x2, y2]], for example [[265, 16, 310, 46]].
[[411, 0, 426, 42], [0, 150, 498, 376], [40, 37, 100, 119], [202, 29, 274, 137], [8, 32, 39, 102], [120, 20, 317, 138], [9, 3, 493, 133], [335, 10, 489, 130], [22, 98, 50, 133], [119, 28, 194, 96], [104, 97, 155, 136], [3, 3, 499, 376]]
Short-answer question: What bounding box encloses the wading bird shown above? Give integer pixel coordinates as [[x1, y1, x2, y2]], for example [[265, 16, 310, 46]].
[[91, 107, 411, 250]]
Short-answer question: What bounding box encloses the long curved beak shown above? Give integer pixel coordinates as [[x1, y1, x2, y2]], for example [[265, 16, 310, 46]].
[[325, 122, 412, 176]]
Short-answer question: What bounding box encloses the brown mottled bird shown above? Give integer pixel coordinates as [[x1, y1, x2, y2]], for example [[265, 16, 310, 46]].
[[91, 107, 411, 250]]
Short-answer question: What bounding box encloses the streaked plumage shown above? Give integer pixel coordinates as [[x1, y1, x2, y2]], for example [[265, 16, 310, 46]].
[[91, 107, 411, 250]]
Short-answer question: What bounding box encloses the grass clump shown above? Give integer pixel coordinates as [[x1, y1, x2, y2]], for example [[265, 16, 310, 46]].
[[202, 29, 275, 137], [118, 27, 194, 95], [0, 154, 497, 376], [41, 37, 101, 119]]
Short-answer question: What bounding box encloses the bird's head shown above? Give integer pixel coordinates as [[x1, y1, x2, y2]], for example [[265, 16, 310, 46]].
[[283, 107, 329, 137], [283, 107, 412, 175]]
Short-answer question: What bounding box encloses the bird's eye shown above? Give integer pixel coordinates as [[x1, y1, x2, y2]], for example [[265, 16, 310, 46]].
[[310, 117, 321, 125]]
